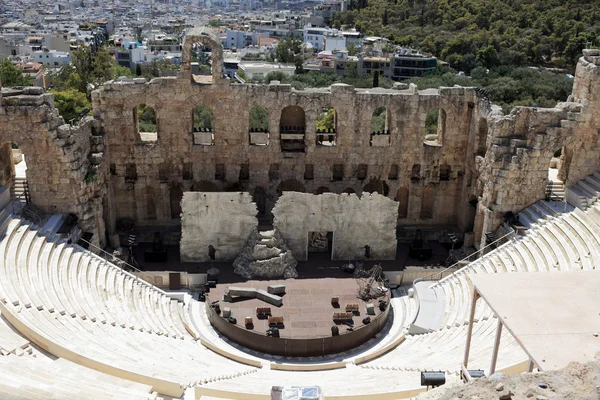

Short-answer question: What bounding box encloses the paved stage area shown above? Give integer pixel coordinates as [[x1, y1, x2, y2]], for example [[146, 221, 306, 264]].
[[210, 277, 388, 339]]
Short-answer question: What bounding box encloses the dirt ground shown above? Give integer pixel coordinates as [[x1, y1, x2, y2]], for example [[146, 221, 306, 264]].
[[415, 358, 600, 400]]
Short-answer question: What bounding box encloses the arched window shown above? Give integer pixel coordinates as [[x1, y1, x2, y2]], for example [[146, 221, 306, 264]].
[[181, 28, 223, 84], [316, 107, 336, 147], [424, 109, 445, 146], [280, 106, 306, 152], [248, 105, 269, 145], [135, 104, 157, 143], [370, 107, 390, 147], [192, 105, 215, 145], [276, 179, 306, 197]]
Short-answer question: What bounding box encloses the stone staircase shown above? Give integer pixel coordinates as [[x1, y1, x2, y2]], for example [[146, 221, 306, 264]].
[[566, 170, 600, 210]]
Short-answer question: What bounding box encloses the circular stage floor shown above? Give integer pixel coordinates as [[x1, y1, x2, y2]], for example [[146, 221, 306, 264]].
[[211, 277, 389, 340]]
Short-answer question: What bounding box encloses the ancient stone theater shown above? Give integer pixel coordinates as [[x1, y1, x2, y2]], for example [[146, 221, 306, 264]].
[[0, 28, 599, 399]]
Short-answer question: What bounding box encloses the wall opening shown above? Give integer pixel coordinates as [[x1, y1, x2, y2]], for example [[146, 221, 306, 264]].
[[343, 188, 356, 194], [411, 164, 421, 181], [239, 164, 250, 181], [181, 29, 224, 84], [363, 179, 389, 196], [192, 105, 215, 145], [476, 118, 488, 155], [316, 107, 336, 147], [249, 105, 269, 146], [466, 194, 478, 232], [146, 186, 157, 220], [279, 105, 306, 152], [0, 143, 16, 188], [182, 162, 193, 180], [135, 104, 157, 143], [277, 179, 306, 197], [424, 109, 445, 146], [396, 187, 409, 218], [308, 231, 334, 260], [370, 106, 390, 147], [253, 187, 267, 216], [170, 184, 183, 218], [439, 165, 450, 181], [420, 185, 435, 219], [357, 164, 368, 181], [547, 146, 570, 200], [315, 187, 330, 194], [304, 164, 314, 180], [388, 164, 399, 180], [215, 164, 226, 181], [125, 164, 137, 182], [332, 164, 344, 181]]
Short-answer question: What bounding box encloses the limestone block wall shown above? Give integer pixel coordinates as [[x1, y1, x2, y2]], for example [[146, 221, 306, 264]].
[[273, 192, 398, 261], [180, 192, 258, 262], [0, 88, 107, 246], [94, 77, 482, 237]]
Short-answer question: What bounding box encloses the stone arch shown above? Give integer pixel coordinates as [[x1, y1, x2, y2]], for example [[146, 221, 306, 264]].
[[181, 27, 223, 83], [477, 117, 488, 155], [134, 103, 158, 143], [363, 179, 389, 196], [395, 187, 409, 218], [420, 185, 435, 219], [277, 179, 306, 197], [279, 106, 306, 152], [191, 180, 218, 192], [315, 186, 330, 194], [280, 105, 306, 129], [343, 187, 356, 194], [170, 184, 183, 218]]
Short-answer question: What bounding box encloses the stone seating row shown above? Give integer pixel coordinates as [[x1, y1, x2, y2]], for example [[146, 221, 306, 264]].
[[198, 363, 442, 399], [0, 217, 189, 339], [0, 353, 157, 400], [362, 316, 527, 374], [431, 200, 600, 328], [0, 217, 258, 397]]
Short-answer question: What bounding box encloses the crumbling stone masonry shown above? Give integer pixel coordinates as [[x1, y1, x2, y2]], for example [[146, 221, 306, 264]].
[[2, 32, 600, 251]]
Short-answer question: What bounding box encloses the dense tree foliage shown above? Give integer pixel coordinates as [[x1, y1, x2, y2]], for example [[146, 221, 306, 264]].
[[407, 66, 574, 112], [193, 105, 215, 131], [331, 0, 600, 72], [0, 59, 31, 87], [51, 89, 91, 122], [316, 108, 336, 131], [261, 69, 395, 90], [137, 104, 157, 132], [249, 105, 270, 131]]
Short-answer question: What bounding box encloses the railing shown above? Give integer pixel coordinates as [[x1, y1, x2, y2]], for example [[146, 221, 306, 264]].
[[75, 236, 169, 297], [413, 230, 516, 285]]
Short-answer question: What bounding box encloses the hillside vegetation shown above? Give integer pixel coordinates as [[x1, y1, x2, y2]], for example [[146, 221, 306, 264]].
[[331, 0, 600, 72]]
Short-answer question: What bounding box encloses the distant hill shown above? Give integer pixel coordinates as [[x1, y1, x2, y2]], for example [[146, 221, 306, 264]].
[[332, 0, 600, 72]]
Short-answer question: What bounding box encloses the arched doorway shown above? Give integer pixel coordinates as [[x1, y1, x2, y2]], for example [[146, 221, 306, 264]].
[[546, 146, 570, 201]]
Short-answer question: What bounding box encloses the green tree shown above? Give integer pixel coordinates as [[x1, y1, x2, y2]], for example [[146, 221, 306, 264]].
[[69, 45, 115, 96], [316, 108, 335, 131], [51, 88, 91, 122], [0, 59, 31, 87], [249, 106, 269, 131], [371, 107, 387, 132], [274, 38, 303, 64], [137, 104, 157, 132], [193, 105, 214, 130]]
